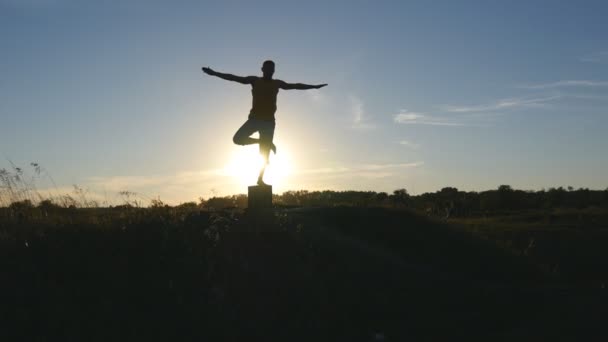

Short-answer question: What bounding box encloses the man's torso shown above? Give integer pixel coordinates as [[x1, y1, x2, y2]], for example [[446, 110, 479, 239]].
[[249, 78, 279, 121]]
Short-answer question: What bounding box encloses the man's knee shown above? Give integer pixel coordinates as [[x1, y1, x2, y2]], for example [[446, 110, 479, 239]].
[[233, 134, 244, 145]]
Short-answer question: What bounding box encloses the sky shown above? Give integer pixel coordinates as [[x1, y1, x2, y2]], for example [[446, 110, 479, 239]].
[[1, 0, 607, 204]]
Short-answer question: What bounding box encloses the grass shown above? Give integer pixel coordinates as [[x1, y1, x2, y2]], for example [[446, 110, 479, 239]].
[[2, 164, 608, 340], [452, 208, 608, 283], [2, 203, 608, 341]]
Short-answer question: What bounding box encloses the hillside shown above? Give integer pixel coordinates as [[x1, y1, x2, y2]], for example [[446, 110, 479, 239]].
[[1, 206, 606, 341]]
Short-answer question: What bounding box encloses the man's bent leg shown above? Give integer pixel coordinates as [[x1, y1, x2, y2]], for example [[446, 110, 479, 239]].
[[233, 119, 260, 146], [257, 121, 275, 185]]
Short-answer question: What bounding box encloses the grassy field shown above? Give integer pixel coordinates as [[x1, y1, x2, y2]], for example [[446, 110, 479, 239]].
[[1, 204, 607, 341]]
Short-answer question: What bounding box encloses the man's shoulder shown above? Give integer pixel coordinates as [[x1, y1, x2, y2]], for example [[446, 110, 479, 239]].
[[273, 79, 286, 88], [251, 77, 283, 87]]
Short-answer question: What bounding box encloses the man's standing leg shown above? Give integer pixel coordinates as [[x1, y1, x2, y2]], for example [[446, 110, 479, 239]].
[[257, 121, 276, 185]]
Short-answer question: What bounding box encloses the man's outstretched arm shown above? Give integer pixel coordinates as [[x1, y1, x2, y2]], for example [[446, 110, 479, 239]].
[[202, 67, 256, 85], [278, 80, 328, 90]]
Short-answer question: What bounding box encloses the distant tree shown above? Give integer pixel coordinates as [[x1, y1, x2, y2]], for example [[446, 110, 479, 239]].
[[375, 192, 389, 204], [9, 199, 34, 210], [546, 187, 567, 208], [390, 189, 410, 207], [149, 197, 166, 208], [8, 200, 34, 219], [440, 187, 459, 195], [176, 202, 199, 211], [498, 185, 513, 192], [37, 199, 60, 211]]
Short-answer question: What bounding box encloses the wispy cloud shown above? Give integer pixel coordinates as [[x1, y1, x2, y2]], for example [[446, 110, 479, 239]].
[[87, 169, 222, 191], [442, 95, 560, 113], [296, 162, 423, 179], [282, 161, 424, 192], [307, 89, 327, 103], [35, 185, 109, 205], [398, 140, 420, 149], [517, 80, 608, 89], [562, 93, 608, 101], [393, 110, 465, 126], [298, 167, 352, 175], [349, 95, 375, 130], [84, 168, 235, 204], [360, 162, 423, 170], [580, 51, 608, 63], [30, 160, 425, 204], [0, 0, 58, 8]]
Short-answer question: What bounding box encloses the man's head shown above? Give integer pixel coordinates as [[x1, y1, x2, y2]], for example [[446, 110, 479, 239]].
[[261, 60, 275, 79]]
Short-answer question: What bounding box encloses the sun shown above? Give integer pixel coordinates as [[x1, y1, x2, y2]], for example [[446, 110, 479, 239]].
[[223, 145, 293, 187]]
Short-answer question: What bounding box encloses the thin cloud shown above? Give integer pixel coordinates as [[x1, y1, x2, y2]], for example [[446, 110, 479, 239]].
[[394, 110, 465, 126], [580, 51, 608, 63], [307, 89, 327, 103], [87, 169, 222, 191], [296, 162, 423, 178], [84, 168, 233, 204], [34, 186, 109, 206], [349, 95, 375, 130], [398, 140, 420, 149], [33, 161, 425, 205], [343, 162, 424, 179], [359, 162, 423, 170], [562, 93, 608, 101], [298, 167, 352, 175], [517, 80, 608, 89], [0, 0, 58, 8], [442, 96, 560, 113]]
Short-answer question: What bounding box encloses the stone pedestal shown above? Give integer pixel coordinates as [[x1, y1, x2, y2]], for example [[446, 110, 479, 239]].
[[248, 185, 273, 209]]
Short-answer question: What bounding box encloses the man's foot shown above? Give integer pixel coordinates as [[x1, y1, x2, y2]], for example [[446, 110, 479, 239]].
[[257, 178, 271, 187], [271, 143, 277, 154]]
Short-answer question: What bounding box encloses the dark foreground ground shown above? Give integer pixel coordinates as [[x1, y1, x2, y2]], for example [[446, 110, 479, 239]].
[[1, 206, 607, 341]]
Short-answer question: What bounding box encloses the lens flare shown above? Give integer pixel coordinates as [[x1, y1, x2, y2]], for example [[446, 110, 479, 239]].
[[223, 145, 292, 186]]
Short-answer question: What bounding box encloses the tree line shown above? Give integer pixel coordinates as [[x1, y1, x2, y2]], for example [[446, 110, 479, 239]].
[[203, 186, 608, 216]]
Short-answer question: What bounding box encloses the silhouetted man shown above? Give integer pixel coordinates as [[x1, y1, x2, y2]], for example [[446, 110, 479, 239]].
[[202, 60, 327, 186]]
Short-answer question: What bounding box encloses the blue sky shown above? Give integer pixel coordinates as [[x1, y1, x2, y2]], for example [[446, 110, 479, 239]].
[[1, 0, 607, 204]]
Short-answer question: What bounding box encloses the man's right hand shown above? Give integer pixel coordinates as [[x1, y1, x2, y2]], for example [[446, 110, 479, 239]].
[[202, 67, 216, 76]]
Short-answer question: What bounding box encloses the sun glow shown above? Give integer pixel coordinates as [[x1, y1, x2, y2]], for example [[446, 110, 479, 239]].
[[223, 145, 293, 187]]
